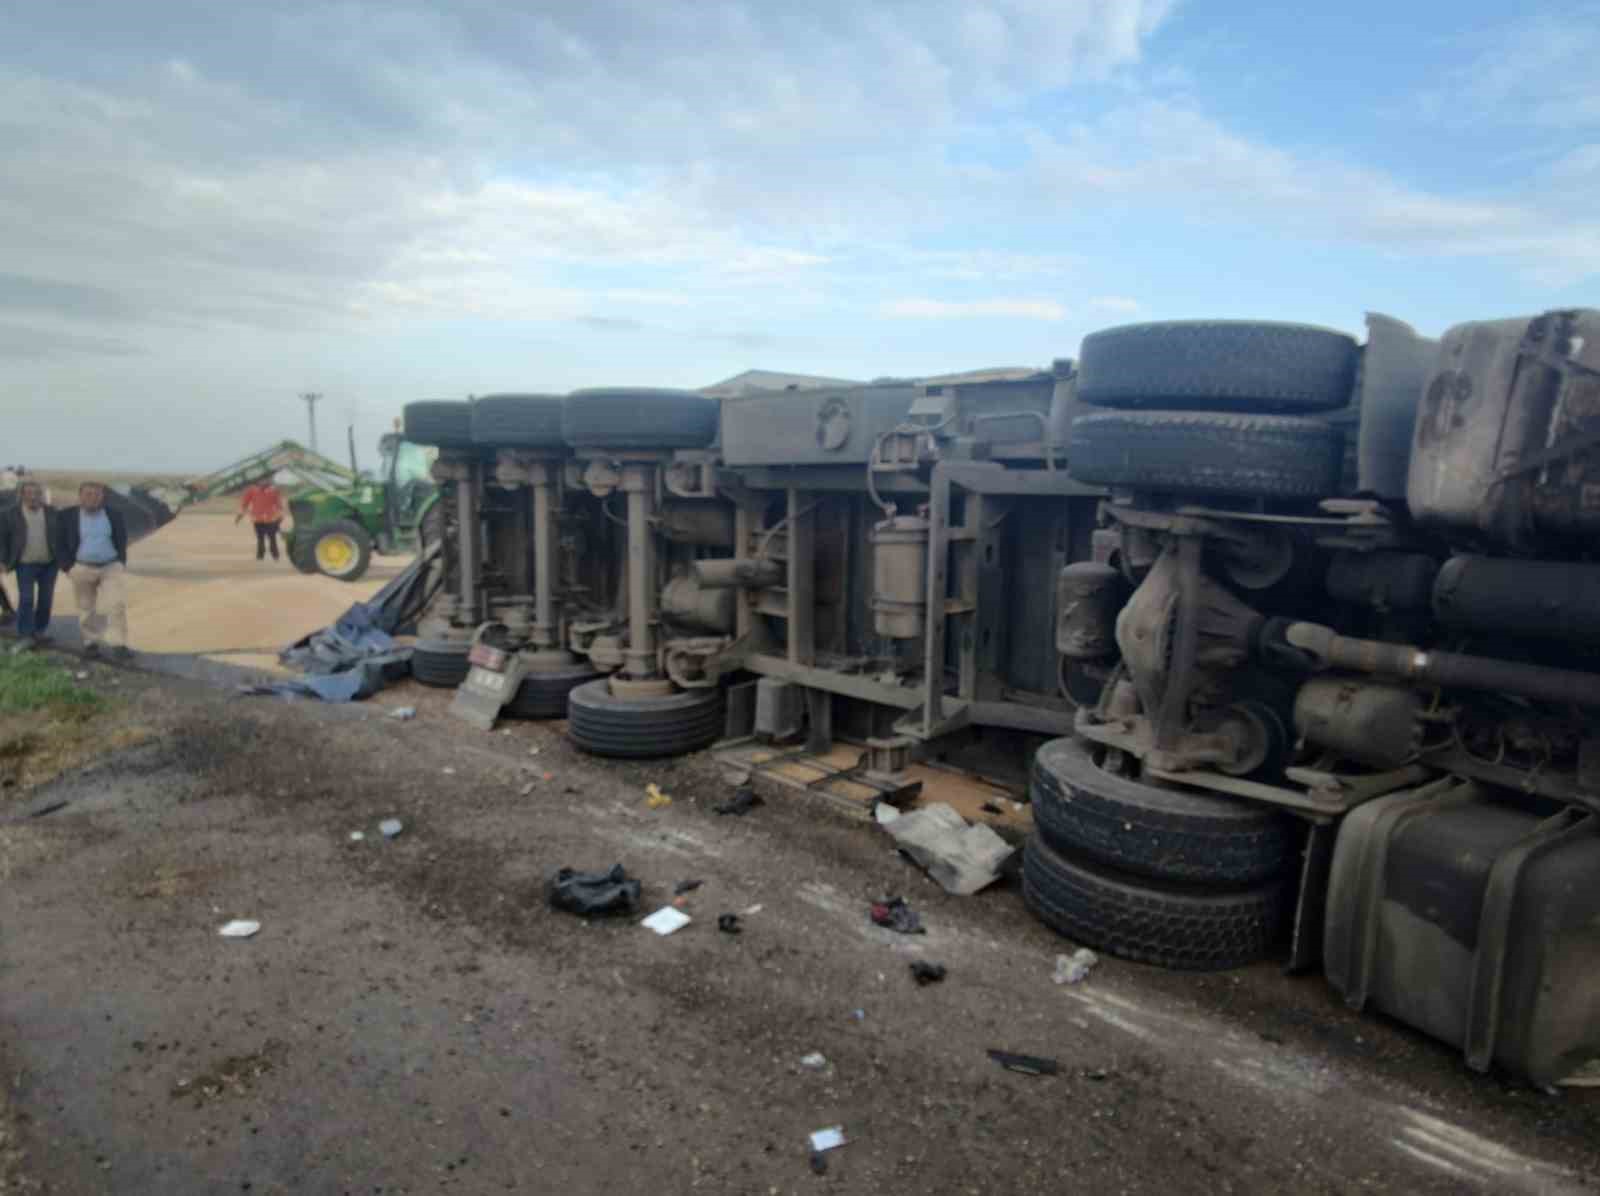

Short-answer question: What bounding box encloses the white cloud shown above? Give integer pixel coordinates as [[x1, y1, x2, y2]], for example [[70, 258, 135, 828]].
[[1088, 296, 1141, 314], [882, 297, 1067, 320]]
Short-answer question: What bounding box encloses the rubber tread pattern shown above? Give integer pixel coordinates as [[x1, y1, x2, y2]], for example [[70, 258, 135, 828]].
[[470, 394, 566, 448], [562, 388, 720, 449], [404, 400, 475, 449], [567, 679, 723, 758], [1069, 410, 1342, 498], [411, 638, 471, 688], [1076, 320, 1358, 412], [1022, 835, 1288, 971], [1030, 736, 1295, 886]]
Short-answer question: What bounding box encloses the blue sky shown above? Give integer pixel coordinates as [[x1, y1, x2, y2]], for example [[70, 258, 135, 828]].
[[2, 0, 1596, 470]]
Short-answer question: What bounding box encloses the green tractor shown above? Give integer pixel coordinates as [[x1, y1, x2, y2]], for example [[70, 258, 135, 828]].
[[285, 433, 439, 581]]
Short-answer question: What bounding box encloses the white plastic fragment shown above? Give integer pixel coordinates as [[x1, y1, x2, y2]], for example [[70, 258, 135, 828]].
[[641, 907, 692, 936], [379, 818, 404, 838], [388, 706, 416, 721], [882, 802, 1014, 895], [218, 920, 260, 939], [742, 904, 764, 916], [349, 831, 365, 842], [873, 801, 902, 825], [1054, 948, 1099, 985], [799, 1052, 828, 1070], [442, 767, 456, 775], [809, 1127, 846, 1153]]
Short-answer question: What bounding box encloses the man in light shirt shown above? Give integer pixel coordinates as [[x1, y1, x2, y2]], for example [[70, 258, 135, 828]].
[[54, 481, 132, 661], [0, 481, 61, 652]]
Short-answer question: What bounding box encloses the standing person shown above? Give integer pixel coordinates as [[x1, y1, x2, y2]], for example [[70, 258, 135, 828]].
[[236, 476, 285, 561], [0, 481, 61, 652], [54, 481, 132, 661]]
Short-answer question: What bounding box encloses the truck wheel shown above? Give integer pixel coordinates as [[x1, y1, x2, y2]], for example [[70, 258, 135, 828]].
[[1076, 320, 1358, 412], [312, 520, 373, 581], [505, 663, 605, 719], [471, 394, 566, 448], [1069, 411, 1342, 499], [566, 679, 723, 757], [1022, 835, 1289, 971], [562, 388, 720, 449], [411, 637, 470, 687], [288, 536, 319, 575], [1030, 736, 1295, 886], [404, 400, 475, 449]]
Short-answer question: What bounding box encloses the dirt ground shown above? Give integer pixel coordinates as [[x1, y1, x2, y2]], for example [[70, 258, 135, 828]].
[[2, 501, 402, 667], [1, 656, 1597, 1195]]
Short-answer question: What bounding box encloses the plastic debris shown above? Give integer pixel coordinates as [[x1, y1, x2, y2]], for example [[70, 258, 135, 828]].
[[987, 1049, 1059, 1077], [713, 784, 764, 816], [442, 767, 456, 776], [869, 896, 925, 935], [1054, 948, 1099, 986], [520, 782, 536, 796], [799, 1052, 827, 1070], [673, 879, 704, 896], [641, 907, 692, 936], [909, 961, 947, 986], [75, 671, 89, 680], [548, 864, 642, 916], [218, 920, 260, 939], [379, 818, 404, 839], [717, 913, 742, 934], [742, 904, 764, 916], [349, 831, 365, 842], [873, 801, 902, 825], [644, 783, 672, 810], [809, 1127, 846, 1153], [848, 1009, 866, 1022], [389, 706, 416, 721], [881, 802, 1014, 895]]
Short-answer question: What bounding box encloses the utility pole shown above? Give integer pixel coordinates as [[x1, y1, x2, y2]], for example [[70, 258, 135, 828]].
[[299, 392, 323, 452]]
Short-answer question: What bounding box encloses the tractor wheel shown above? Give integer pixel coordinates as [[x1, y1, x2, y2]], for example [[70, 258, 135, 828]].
[[562, 388, 720, 449], [288, 535, 319, 575], [312, 520, 374, 582]]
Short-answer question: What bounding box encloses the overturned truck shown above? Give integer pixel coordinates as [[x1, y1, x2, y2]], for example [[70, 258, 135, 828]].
[[403, 309, 1600, 1087]]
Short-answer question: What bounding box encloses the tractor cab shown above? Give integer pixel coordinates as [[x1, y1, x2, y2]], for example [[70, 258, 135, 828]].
[[378, 433, 437, 553]]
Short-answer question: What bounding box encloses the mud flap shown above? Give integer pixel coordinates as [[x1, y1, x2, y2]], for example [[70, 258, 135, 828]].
[[449, 630, 530, 731]]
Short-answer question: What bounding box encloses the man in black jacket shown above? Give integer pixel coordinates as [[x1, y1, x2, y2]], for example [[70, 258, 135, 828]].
[[0, 481, 61, 651], [54, 481, 132, 660]]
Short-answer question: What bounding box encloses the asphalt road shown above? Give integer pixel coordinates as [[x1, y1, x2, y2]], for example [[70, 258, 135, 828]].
[[2, 666, 1596, 1194]]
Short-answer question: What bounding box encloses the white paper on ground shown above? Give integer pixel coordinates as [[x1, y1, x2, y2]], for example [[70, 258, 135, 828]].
[[641, 907, 692, 936], [218, 920, 260, 939], [809, 1127, 847, 1152]]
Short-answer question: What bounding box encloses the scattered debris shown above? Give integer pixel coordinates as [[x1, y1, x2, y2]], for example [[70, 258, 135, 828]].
[[873, 801, 902, 825], [714, 784, 764, 816], [869, 896, 925, 935], [673, 879, 704, 895], [742, 904, 764, 916], [388, 706, 416, 721], [909, 961, 947, 986], [810, 1152, 828, 1176], [799, 1052, 828, 1070], [442, 767, 456, 776], [848, 1009, 866, 1022], [809, 1126, 846, 1154], [987, 1049, 1059, 1077], [348, 831, 365, 842], [519, 782, 536, 796], [717, 913, 742, 934], [980, 801, 1004, 815], [641, 907, 692, 936], [217, 920, 260, 939], [378, 818, 404, 839], [1081, 1067, 1110, 1082], [1053, 948, 1098, 986], [547, 864, 641, 916], [881, 802, 1014, 895], [74, 671, 89, 681], [644, 782, 672, 809]]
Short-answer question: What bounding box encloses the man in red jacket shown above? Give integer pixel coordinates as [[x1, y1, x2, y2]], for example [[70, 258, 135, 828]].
[[236, 477, 286, 562]]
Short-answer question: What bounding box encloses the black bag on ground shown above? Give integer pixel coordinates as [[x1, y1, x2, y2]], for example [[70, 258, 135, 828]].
[[547, 864, 641, 916]]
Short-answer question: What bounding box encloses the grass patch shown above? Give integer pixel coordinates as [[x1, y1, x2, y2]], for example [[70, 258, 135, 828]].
[[0, 654, 104, 719]]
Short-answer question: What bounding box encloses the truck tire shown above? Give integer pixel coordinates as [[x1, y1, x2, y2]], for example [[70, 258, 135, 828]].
[[1022, 835, 1288, 971], [471, 394, 566, 448], [505, 663, 605, 719], [1069, 411, 1342, 499], [1031, 737, 1294, 886], [312, 520, 373, 581], [411, 638, 470, 687], [562, 388, 720, 449], [566, 679, 723, 757], [1076, 321, 1358, 412], [404, 400, 474, 449]]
